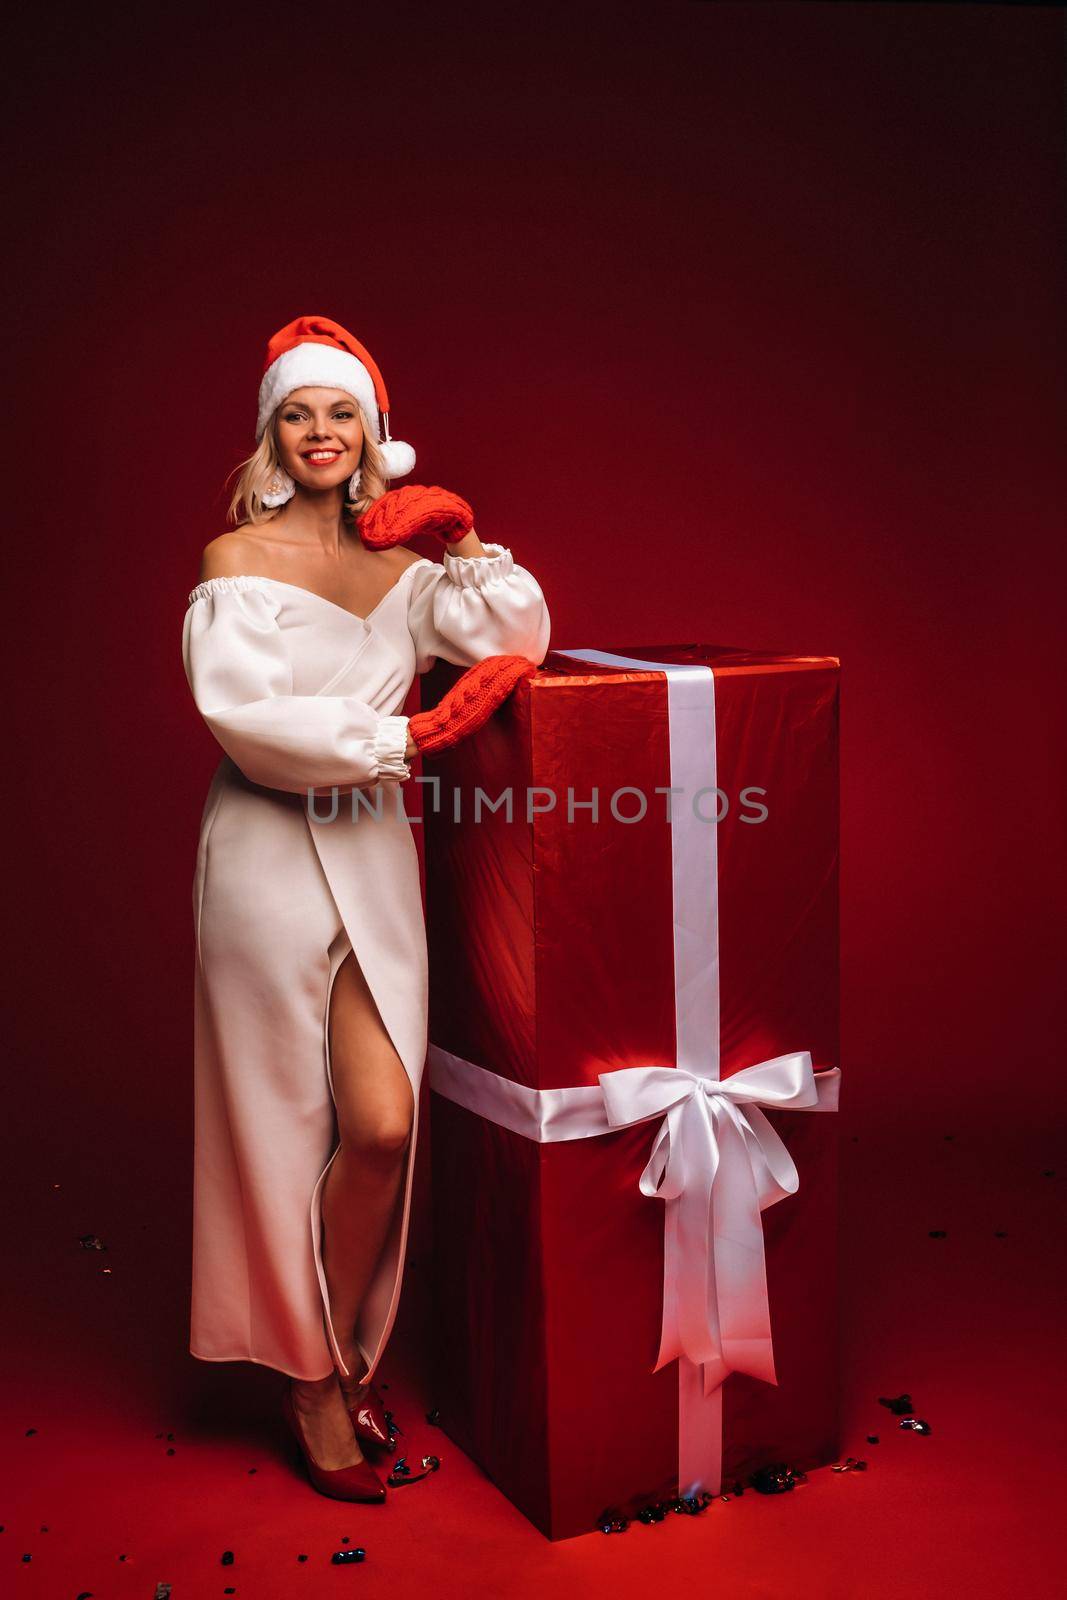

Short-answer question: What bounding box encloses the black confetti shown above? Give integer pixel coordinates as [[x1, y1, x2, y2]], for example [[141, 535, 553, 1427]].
[[832, 1458, 868, 1473], [22, 1553, 31, 1562], [297, 1554, 308, 1562], [995, 1230, 1008, 1238], [331, 1548, 366, 1564], [598, 1492, 713, 1534], [154, 1586, 172, 1599], [878, 1394, 914, 1415], [166, 1447, 175, 1456], [78, 1234, 108, 1250], [426, 1407, 441, 1426], [77, 1592, 94, 1599], [750, 1463, 806, 1494], [928, 1230, 947, 1239], [221, 1550, 234, 1564], [386, 1452, 440, 1488], [900, 1418, 932, 1435], [867, 1435, 880, 1445], [25, 1427, 37, 1436]]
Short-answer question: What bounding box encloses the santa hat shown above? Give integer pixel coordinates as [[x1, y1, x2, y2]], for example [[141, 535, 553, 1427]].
[[256, 314, 416, 479]]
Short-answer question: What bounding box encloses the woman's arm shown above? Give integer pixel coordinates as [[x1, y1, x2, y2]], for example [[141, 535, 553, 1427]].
[[183, 576, 412, 791], [405, 541, 552, 676], [443, 527, 487, 560]]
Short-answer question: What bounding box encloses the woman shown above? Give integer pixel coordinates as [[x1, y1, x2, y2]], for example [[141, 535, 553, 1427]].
[[182, 315, 552, 1501]]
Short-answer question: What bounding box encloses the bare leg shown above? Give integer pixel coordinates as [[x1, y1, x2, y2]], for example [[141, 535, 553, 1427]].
[[288, 1368, 360, 1470], [325, 944, 414, 1388], [291, 945, 414, 1468]]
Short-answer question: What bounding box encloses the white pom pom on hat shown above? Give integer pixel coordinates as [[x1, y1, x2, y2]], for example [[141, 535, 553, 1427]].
[[256, 314, 416, 479]]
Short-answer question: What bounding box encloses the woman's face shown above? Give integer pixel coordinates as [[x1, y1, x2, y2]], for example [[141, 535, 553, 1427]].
[[274, 386, 364, 493]]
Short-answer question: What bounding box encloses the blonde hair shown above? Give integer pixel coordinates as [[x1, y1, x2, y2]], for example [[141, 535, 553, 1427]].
[[226, 402, 390, 526]]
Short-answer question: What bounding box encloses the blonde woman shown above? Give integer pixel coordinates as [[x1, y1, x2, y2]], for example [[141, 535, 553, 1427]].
[[182, 315, 552, 1501]]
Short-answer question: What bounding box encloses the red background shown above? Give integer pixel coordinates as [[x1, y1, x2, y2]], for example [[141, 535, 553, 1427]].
[[3, 4, 1063, 1596]]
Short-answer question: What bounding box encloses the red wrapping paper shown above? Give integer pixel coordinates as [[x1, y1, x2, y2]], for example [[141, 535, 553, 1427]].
[[424, 642, 840, 1540]]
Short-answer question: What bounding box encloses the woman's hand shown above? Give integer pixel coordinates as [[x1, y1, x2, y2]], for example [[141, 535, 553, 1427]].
[[357, 485, 474, 550], [407, 654, 537, 757]]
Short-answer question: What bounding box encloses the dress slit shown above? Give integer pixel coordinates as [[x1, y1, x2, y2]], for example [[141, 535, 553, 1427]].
[[308, 920, 422, 1386], [308, 929, 353, 1378]]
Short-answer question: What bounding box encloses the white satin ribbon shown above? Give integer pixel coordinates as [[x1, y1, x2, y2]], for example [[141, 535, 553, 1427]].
[[598, 1052, 840, 1394], [428, 1043, 839, 1399]]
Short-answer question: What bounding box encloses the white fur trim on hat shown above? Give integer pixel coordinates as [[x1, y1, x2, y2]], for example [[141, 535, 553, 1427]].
[[256, 343, 379, 440]]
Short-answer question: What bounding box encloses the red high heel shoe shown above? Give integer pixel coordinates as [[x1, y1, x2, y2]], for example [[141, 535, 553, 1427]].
[[342, 1380, 395, 1452], [281, 1381, 387, 1503]]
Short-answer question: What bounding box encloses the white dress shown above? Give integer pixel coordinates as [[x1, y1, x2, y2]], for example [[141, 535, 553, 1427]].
[[182, 541, 552, 1382]]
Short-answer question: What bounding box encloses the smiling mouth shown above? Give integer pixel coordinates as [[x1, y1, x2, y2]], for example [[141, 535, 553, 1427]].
[[302, 449, 344, 466]]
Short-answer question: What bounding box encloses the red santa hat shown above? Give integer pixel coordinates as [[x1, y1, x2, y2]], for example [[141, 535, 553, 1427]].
[[256, 314, 416, 479]]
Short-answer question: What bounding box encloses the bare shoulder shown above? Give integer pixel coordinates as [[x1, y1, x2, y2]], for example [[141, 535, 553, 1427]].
[[197, 529, 270, 583], [374, 543, 433, 585], [388, 544, 430, 572]]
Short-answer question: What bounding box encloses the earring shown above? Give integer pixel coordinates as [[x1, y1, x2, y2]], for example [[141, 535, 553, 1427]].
[[262, 468, 295, 508], [347, 466, 363, 499]]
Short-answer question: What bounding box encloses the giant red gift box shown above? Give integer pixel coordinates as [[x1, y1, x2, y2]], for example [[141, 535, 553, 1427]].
[[422, 642, 840, 1541]]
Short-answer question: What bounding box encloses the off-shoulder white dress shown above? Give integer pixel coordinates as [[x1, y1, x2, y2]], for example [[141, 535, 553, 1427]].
[[182, 542, 551, 1381]]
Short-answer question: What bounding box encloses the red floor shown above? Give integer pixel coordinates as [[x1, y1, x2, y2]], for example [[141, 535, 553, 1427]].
[[3, 1109, 1060, 1599]]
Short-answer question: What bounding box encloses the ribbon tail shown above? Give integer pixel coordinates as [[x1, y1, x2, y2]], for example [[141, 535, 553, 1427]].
[[699, 1354, 730, 1397], [652, 1192, 685, 1371], [664, 1094, 725, 1373], [647, 1097, 720, 1375], [710, 1104, 778, 1387]]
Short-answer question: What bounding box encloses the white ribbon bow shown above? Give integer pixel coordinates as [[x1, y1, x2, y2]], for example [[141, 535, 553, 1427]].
[[598, 1051, 840, 1397]]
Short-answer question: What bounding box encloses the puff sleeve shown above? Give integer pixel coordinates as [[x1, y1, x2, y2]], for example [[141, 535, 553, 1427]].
[[182, 576, 411, 792], [406, 541, 552, 674]]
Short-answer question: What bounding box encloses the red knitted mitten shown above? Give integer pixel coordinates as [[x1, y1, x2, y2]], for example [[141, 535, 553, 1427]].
[[357, 485, 474, 550], [408, 654, 537, 756]]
